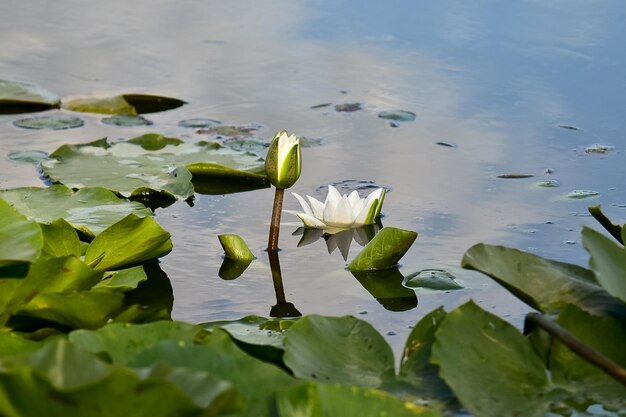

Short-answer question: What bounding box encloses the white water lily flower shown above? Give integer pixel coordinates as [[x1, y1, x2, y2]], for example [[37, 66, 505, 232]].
[[264, 130, 302, 189], [289, 185, 385, 231]]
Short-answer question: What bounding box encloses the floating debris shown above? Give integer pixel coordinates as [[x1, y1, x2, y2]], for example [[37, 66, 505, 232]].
[[544, 168, 554, 174], [310, 103, 332, 109], [497, 174, 535, 179], [102, 115, 153, 126], [8, 150, 49, 164], [534, 179, 560, 188], [567, 190, 599, 199], [378, 110, 416, 122], [563, 240, 577, 245], [12, 115, 84, 130], [334, 102, 363, 112], [435, 141, 458, 148], [611, 203, 626, 208], [403, 269, 463, 291], [558, 124, 581, 131], [584, 144, 615, 154], [389, 120, 400, 128], [178, 118, 221, 128]]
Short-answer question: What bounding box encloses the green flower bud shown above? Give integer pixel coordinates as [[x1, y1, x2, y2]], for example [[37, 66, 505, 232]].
[[264, 130, 302, 189]]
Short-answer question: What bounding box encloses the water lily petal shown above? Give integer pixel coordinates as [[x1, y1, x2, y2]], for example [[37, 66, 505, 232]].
[[297, 213, 327, 229], [307, 195, 325, 219], [354, 198, 378, 226], [292, 193, 312, 216], [372, 188, 385, 218], [325, 185, 342, 207], [348, 190, 360, 207], [324, 195, 355, 227]]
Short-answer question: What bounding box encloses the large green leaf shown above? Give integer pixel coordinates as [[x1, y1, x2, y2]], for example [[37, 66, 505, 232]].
[[94, 266, 148, 292], [398, 307, 453, 401], [462, 243, 626, 318], [348, 227, 417, 271], [0, 198, 43, 267], [39, 219, 81, 259], [69, 321, 207, 364], [551, 304, 626, 409], [0, 340, 236, 417], [431, 301, 552, 417], [62, 93, 185, 115], [582, 226, 626, 303], [0, 185, 152, 238], [84, 214, 172, 271], [130, 330, 295, 417], [41, 135, 267, 201], [283, 315, 395, 388], [0, 79, 60, 114], [276, 382, 441, 417]]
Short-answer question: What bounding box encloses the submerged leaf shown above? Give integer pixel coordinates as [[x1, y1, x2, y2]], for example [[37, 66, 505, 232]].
[[0, 79, 60, 114], [348, 227, 417, 271], [0, 198, 43, 267]]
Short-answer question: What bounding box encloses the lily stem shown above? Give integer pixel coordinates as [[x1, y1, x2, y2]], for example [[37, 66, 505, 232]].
[[268, 187, 285, 251]]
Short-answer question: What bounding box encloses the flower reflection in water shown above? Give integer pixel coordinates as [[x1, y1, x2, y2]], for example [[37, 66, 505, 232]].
[[292, 220, 383, 261]]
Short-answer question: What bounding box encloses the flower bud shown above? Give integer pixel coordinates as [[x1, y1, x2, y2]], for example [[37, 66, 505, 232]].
[[264, 130, 302, 189]]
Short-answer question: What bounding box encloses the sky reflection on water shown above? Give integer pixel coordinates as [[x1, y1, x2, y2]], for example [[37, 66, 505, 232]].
[[1, 0, 625, 352]]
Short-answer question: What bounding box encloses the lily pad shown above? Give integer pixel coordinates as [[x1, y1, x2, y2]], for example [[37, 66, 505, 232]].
[[0, 79, 60, 114], [334, 103, 363, 112], [348, 227, 417, 271], [533, 179, 560, 188], [197, 125, 260, 138], [40, 219, 81, 259], [8, 150, 49, 164], [276, 383, 440, 417], [497, 173, 534, 179], [0, 198, 43, 267], [218, 234, 254, 261], [584, 144, 615, 154], [462, 243, 626, 318], [102, 115, 153, 127], [0, 185, 152, 238], [63, 94, 185, 115], [41, 134, 267, 202], [94, 266, 148, 292], [582, 226, 626, 303], [431, 301, 552, 417], [378, 110, 416, 122], [403, 269, 463, 291], [222, 136, 268, 154], [12, 115, 84, 130], [567, 189, 599, 199], [283, 315, 395, 387], [178, 118, 221, 128], [84, 214, 172, 271]]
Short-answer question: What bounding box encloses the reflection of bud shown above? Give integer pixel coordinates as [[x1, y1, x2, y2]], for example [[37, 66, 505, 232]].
[[264, 130, 302, 189]]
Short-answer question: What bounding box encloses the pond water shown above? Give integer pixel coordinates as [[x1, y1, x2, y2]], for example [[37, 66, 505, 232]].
[[1, 0, 625, 355]]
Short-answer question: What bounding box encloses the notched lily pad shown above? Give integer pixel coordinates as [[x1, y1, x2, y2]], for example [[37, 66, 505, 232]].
[[102, 115, 153, 127], [378, 110, 416, 122], [12, 115, 84, 130], [41, 134, 266, 202], [8, 150, 49, 164], [178, 118, 221, 128], [0, 79, 60, 114], [63, 94, 186, 115], [403, 269, 464, 291], [334, 102, 363, 112]]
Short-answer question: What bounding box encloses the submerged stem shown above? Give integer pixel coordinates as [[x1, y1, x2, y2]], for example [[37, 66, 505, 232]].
[[267, 188, 285, 251]]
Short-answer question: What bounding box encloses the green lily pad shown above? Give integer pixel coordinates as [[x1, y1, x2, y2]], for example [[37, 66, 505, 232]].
[[84, 214, 172, 271], [0, 79, 60, 114], [218, 234, 254, 261], [0, 198, 43, 267], [351, 268, 418, 311], [462, 243, 626, 318], [276, 382, 441, 417], [378, 110, 416, 122], [12, 114, 84, 130], [178, 118, 221, 128], [582, 226, 626, 303], [431, 301, 552, 417], [8, 150, 49, 164], [63, 94, 185, 115], [0, 340, 236, 417], [40, 219, 81, 259], [283, 315, 395, 388], [94, 266, 148, 292], [399, 307, 454, 401], [348, 227, 417, 271], [102, 115, 153, 126], [0, 185, 152, 238], [222, 136, 268, 153], [41, 134, 266, 201], [551, 305, 626, 409], [402, 269, 463, 291], [188, 162, 269, 195]]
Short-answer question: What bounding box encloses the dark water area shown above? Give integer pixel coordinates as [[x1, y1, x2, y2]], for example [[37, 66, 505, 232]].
[[1, 0, 625, 354]]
